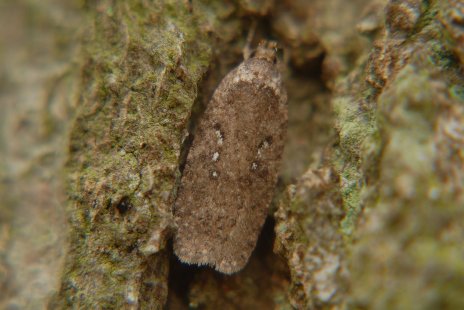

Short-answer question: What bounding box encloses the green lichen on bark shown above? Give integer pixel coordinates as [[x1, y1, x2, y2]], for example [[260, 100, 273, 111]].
[[275, 0, 464, 308], [55, 1, 214, 308], [274, 168, 348, 309], [350, 64, 464, 309], [3, 0, 464, 308], [332, 0, 464, 308]]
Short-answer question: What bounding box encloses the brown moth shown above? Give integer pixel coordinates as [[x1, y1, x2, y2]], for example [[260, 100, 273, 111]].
[[174, 41, 287, 274]]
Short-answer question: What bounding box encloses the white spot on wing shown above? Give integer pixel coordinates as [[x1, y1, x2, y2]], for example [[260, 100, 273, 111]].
[[215, 130, 223, 145], [251, 162, 258, 170]]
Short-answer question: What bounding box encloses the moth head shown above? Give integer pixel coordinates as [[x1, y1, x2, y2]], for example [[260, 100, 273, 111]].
[[254, 41, 278, 63]]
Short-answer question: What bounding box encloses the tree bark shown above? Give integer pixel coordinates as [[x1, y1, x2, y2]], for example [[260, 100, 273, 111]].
[[1, 0, 463, 309]]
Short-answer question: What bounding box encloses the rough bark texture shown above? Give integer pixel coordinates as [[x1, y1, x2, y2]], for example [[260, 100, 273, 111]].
[[1, 0, 463, 309]]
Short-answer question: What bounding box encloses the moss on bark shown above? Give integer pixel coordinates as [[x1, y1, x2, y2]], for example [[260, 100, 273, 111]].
[[2, 0, 464, 309]]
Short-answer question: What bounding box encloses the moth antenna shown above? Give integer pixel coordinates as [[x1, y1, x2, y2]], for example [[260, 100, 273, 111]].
[[243, 20, 257, 60]]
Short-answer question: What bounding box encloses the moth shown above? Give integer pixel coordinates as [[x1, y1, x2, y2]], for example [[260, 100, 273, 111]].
[[174, 41, 287, 274]]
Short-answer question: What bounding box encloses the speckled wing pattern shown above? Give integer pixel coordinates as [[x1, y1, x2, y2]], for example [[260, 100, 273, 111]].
[[174, 49, 287, 274]]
